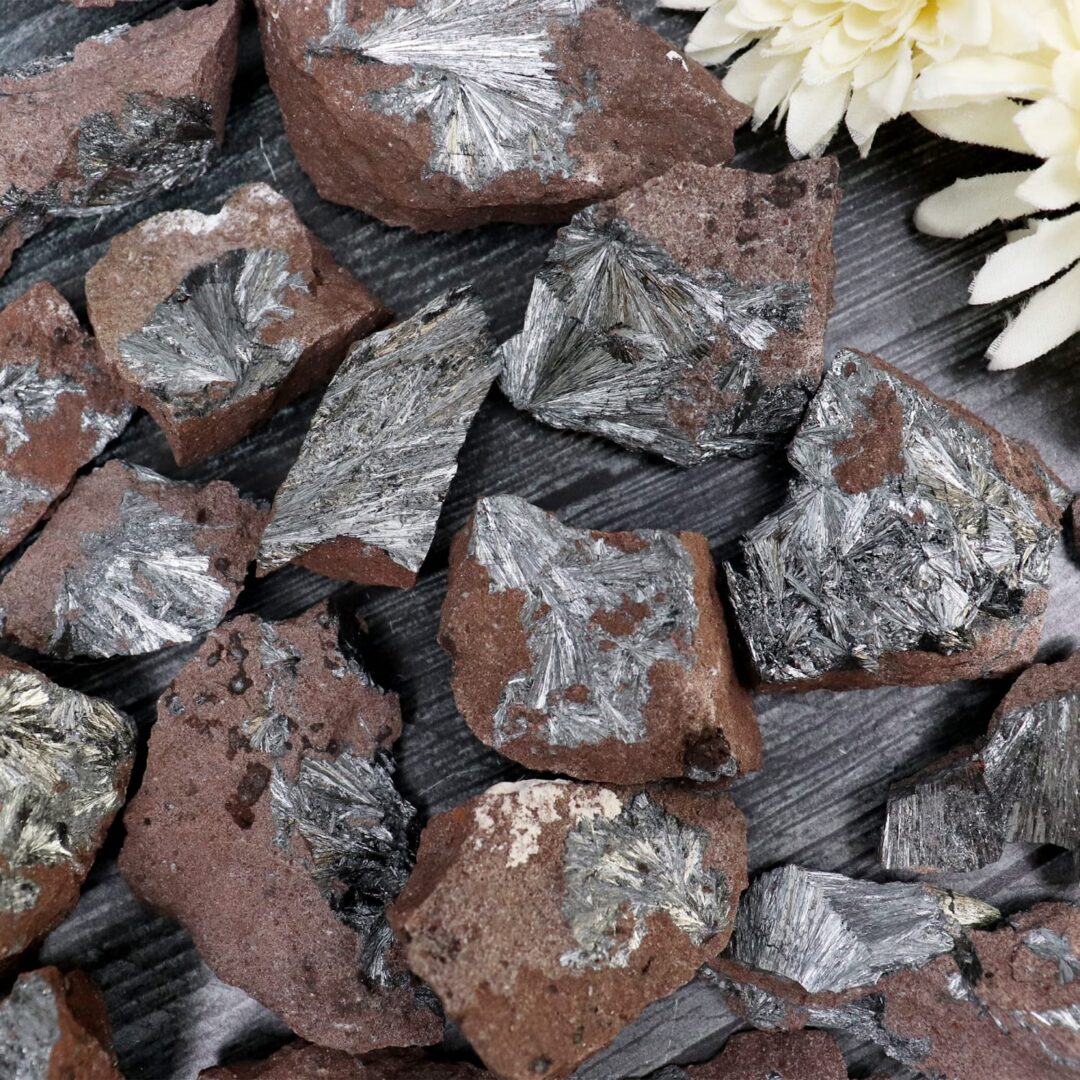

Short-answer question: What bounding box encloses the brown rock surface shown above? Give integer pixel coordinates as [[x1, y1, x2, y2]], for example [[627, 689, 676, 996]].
[[686, 1030, 846, 1080], [0, 967, 120, 1079], [120, 603, 442, 1054], [201, 1043, 489, 1079], [0, 0, 240, 280], [255, 0, 749, 232], [0, 459, 265, 658], [0, 283, 130, 558], [440, 496, 760, 783], [390, 778, 748, 1080], [85, 183, 391, 465]]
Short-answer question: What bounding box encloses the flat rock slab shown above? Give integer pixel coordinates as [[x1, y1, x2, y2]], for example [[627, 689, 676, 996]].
[[255, 0, 749, 231], [440, 495, 759, 783], [501, 159, 841, 464], [686, 1030, 846, 1080], [0, 459, 265, 658], [389, 778, 747, 1080], [0, 967, 120, 1079], [85, 183, 391, 466], [0, 282, 130, 558], [0, 0, 240, 281], [0, 657, 135, 964], [201, 1044, 489, 1079], [257, 289, 499, 587], [120, 603, 442, 1055], [724, 348, 1068, 691]]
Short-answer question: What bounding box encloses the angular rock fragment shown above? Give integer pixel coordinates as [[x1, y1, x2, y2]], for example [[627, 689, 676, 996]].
[[501, 160, 840, 464], [685, 1030, 846, 1080], [0, 658, 135, 963], [389, 778, 748, 1080], [0, 967, 120, 1080], [440, 495, 760, 783], [85, 184, 391, 466], [201, 1043, 488, 1079], [724, 349, 1067, 691], [255, 0, 750, 232], [0, 284, 130, 559], [0, 0, 240, 280], [120, 604, 441, 1054], [0, 460, 265, 659], [258, 290, 498, 587]]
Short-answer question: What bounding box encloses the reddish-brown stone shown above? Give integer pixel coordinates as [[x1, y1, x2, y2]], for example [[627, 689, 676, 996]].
[[255, 0, 750, 232], [992, 650, 1080, 720], [687, 1030, 846, 1080], [200, 1044, 489, 1079], [85, 184, 391, 466]]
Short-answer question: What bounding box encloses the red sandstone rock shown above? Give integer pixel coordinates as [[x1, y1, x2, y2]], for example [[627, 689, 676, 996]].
[[687, 1030, 846, 1080], [0, 283, 130, 559], [200, 1043, 489, 1079], [120, 603, 442, 1055], [389, 778, 748, 1080], [85, 183, 391, 466], [255, 0, 750, 232]]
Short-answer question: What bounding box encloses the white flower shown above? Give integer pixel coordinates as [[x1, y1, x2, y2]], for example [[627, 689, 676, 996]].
[[664, 0, 1030, 157]]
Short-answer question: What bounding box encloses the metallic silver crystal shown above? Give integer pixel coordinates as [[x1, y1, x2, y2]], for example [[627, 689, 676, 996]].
[[1027, 928, 1080, 985], [500, 205, 812, 465], [258, 289, 499, 575], [314, 0, 597, 189], [0, 471, 51, 531], [724, 350, 1063, 685], [468, 495, 698, 749], [560, 791, 730, 970], [0, 973, 61, 1080], [0, 362, 84, 455], [117, 248, 308, 419]]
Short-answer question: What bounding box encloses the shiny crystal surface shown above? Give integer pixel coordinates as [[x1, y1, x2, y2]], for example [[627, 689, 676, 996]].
[[0, 973, 60, 1080]]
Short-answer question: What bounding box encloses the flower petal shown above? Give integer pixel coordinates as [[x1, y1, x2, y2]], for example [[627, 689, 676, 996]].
[[913, 57, 1053, 106], [987, 261, 1080, 369], [970, 209, 1080, 303], [1017, 155, 1080, 211], [913, 101, 1031, 152], [1015, 97, 1080, 158], [685, 2, 750, 66], [914, 171, 1035, 239], [785, 75, 851, 157], [658, 0, 717, 9], [1053, 49, 1080, 109]]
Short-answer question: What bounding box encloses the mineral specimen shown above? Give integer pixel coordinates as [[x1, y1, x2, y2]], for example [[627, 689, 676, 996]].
[[684, 1030, 846, 1080], [120, 603, 441, 1054], [0, 0, 240, 280], [724, 348, 1067, 691], [85, 183, 391, 465], [201, 1044, 489, 1079], [389, 778, 748, 1080], [0, 283, 130, 559], [0, 967, 120, 1080], [255, 0, 750, 232], [0, 658, 135, 963], [500, 159, 840, 464], [0, 460, 265, 659], [440, 495, 760, 783], [258, 290, 499, 587]]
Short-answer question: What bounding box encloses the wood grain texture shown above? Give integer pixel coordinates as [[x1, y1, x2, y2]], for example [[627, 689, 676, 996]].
[[2, 1, 1078, 1077]]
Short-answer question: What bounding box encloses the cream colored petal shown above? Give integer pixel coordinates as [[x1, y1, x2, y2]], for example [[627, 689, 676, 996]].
[[845, 86, 888, 154], [914, 171, 1035, 238], [1052, 50, 1080, 108], [970, 209, 1080, 303], [1016, 97, 1080, 158], [686, 4, 752, 66], [913, 101, 1031, 152], [785, 75, 851, 157], [987, 262, 1080, 369], [1018, 155, 1080, 211], [936, 0, 993, 46], [989, 0, 1052, 54], [658, 0, 717, 10], [722, 44, 780, 110], [750, 53, 804, 125], [866, 40, 914, 117], [912, 56, 1053, 105]]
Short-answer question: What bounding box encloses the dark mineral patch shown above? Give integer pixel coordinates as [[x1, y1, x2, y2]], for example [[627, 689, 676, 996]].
[[120, 603, 441, 1054], [389, 778, 748, 1080], [200, 1043, 490, 1079], [255, 0, 749, 232], [0, 283, 130, 559], [0, 967, 120, 1080], [0, 657, 135, 964], [724, 348, 1067, 691], [501, 159, 840, 464], [258, 290, 499, 587], [684, 1030, 846, 1080], [0, 459, 265, 659], [439, 495, 760, 783], [86, 183, 391, 466], [0, 0, 240, 279]]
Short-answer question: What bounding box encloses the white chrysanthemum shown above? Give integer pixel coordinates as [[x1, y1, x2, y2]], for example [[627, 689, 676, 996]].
[[664, 0, 1034, 157], [914, 3, 1080, 368]]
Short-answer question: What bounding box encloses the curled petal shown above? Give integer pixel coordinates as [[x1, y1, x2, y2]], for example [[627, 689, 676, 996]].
[[970, 209, 1080, 303], [914, 171, 1035, 238], [913, 101, 1031, 152], [1018, 155, 1080, 211], [987, 261, 1080, 369]]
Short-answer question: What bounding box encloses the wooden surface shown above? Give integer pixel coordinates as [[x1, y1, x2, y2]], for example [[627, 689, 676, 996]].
[[2, 2, 1079, 1077]]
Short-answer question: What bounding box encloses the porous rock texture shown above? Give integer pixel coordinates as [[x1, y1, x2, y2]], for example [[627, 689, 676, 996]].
[[85, 183, 391, 465], [120, 603, 442, 1055], [686, 1030, 847, 1080], [255, 0, 750, 231], [200, 1043, 489, 1079], [0, 0, 240, 279], [440, 495, 760, 783], [0, 283, 129, 559], [390, 778, 748, 1080]]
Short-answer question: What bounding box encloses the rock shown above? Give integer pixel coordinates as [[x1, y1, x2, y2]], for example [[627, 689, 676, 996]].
[[200, 1044, 488, 1079], [255, 0, 749, 232], [1069, 496, 1080, 562], [120, 603, 441, 1054], [0, 0, 240, 280], [501, 159, 841, 464], [0, 967, 120, 1079], [389, 778, 748, 1080], [85, 183, 391, 466], [0, 459, 265, 659], [724, 348, 1067, 691], [258, 290, 499, 587], [66, 0, 135, 6], [0, 658, 135, 964], [440, 495, 760, 783], [685, 1030, 846, 1080], [0, 283, 130, 559]]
